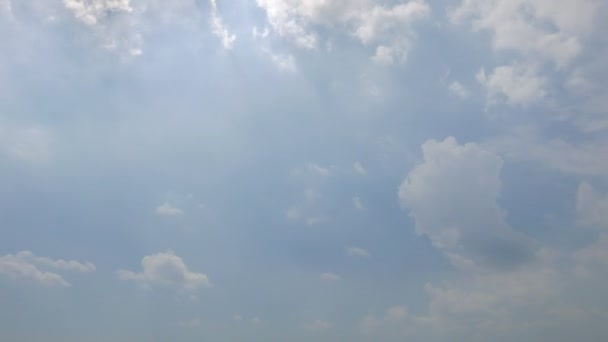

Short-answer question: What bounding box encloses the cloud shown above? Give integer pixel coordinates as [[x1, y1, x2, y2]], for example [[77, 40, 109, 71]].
[[63, 0, 133, 26], [320, 272, 340, 281], [477, 64, 546, 106], [156, 202, 184, 216], [256, 0, 430, 63], [209, 0, 236, 49], [346, 246, 370, 258], [62, 0, 142, 56], [117, 251, 211, 291], [0, 251, 95, 287], [353, 161, 367, 175], [450, 0, 599, 68], [15, 251, 95, 273], [399, 137, 536, 271], [448, 81, 469, 98]]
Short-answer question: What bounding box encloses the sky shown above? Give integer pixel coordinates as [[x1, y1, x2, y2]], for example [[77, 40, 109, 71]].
[[1, 0, 608, 341]]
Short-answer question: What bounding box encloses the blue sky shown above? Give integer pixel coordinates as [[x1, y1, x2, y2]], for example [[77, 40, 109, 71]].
[[1, 0, 608, 341]]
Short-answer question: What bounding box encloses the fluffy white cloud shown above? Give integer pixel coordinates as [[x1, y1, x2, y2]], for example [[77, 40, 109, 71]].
[[117, 251, 211, 291], [477, 64, 546, 106], [256, 0, 430, 63], [399, 137, 536, 271], [156, 202, 184, 216], [320, 272, 340, 281], [451, 0, 599, 68], [346, 246, 370, 258], [0, 251, 95, 287]]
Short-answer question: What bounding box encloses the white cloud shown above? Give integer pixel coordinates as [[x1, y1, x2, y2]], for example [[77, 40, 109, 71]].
[[477, 64, 546, 106], [0, 251, 95, 287], [209, 0, 236, 49], [63, 0, 133, 26], [450, 0, 599, 68], [15, 251, 95, 273], [156, 202, 184, 216], [346, 246, 370, 258], [320, 272, 340, 281], [448, 81, 469, 98], [117, 251, 211, 291], [353, 161, 367, 175], [256, 0, 430, 63], [62, 0, 141, 56], [399, 137, 536, 271]]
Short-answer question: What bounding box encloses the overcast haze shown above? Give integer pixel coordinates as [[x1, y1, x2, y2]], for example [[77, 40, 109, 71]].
[[1, 0, 608, 341]]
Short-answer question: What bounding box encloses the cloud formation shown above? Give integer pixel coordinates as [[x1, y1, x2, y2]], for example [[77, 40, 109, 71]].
[[0, 251, 95, 287], [117, 251, 211, 291], [399, 137, 536, 271]]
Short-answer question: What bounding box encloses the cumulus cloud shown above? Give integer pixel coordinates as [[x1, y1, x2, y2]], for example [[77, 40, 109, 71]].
[[346, 246, 370, 258], [399, 137, 536, 271], [477, 64, 546, 106], [0, 251, 95, 287], [156, 202, 184, 216], [450, 0, 599, 68], [256, 0, 430, 63], [117, 251, 211, 291]]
